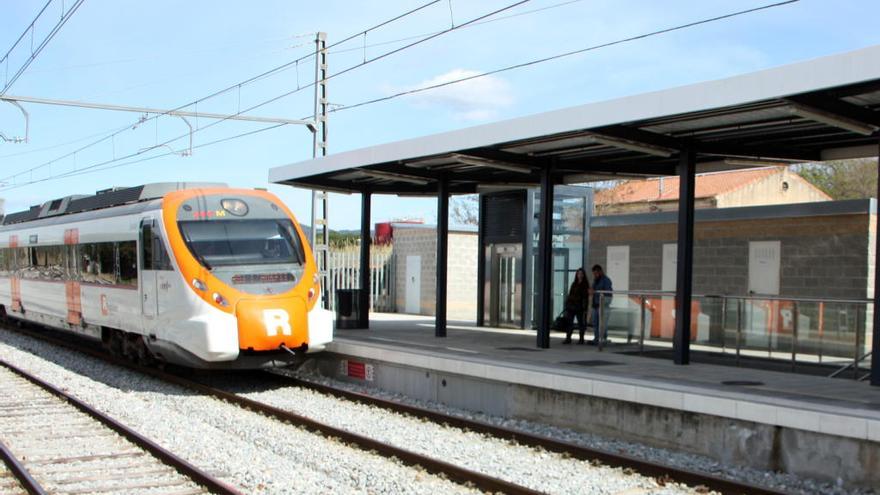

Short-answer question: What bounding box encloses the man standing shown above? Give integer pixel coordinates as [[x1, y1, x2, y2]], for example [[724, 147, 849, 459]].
[[590, 264, 613, 344]]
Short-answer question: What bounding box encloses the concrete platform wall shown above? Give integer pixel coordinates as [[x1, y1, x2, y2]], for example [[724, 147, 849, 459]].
[[313, 352, 880, 488]]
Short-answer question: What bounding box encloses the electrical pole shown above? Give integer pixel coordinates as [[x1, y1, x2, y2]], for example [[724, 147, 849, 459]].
[[310, 32, 330, 308]]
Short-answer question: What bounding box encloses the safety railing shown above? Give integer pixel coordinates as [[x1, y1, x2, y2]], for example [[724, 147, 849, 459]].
[[591, 290, 873, 379]]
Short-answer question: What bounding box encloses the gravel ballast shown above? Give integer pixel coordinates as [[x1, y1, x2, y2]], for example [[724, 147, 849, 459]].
[[0, 330, 476, 495], [277, 364, 874, 495]]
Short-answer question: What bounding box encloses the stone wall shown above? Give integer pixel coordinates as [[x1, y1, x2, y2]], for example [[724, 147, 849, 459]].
[[392, 227, 478, 321]]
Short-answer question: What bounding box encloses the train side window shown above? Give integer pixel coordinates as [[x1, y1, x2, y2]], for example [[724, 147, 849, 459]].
[[81, 243, 99, 283], [141, 222, 154, 270], [0, 249, 8, 276], [118, 241, 137, 286], [153, 231, 172, 271], [13, 247, 29, 272], [44, 246, 64, 280], [65, 245, 78, 280], [96, 243, 116, 284]]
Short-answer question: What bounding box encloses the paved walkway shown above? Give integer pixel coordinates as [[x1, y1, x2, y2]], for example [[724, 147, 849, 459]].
[[329, 313, 880, 442]]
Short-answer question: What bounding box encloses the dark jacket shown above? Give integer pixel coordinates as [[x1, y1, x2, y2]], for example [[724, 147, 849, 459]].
[[592, 274, 612, 307], [565, 280, 590, 310]]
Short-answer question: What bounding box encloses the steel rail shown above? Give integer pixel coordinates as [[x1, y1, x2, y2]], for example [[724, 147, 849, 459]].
[[1, 325, 543, 495], [0, 438, 47, 495], [0, 357, 243, 495], [275, 373, 790, 495]]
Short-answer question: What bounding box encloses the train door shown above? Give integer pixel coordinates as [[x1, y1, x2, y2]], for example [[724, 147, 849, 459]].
[[139, 218, 159, 331], [152, 228, 179, 320]]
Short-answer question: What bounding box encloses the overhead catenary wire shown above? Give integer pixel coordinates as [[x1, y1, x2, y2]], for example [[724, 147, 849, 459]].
[[331, 0, 800, 114], [1, 0, 86, 95], [328, 0, 587, 58], [1, 0, 799, 194], [0, 0, 443, 184], [0, 123, 288, 192], [1, 0, 533, 191]]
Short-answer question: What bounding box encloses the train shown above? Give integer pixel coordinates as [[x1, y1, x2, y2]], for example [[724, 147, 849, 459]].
[[0, 182, 333, 369]]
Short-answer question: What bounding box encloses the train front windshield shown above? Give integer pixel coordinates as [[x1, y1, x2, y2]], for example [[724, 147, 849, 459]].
[[178, 219, 305, 268]]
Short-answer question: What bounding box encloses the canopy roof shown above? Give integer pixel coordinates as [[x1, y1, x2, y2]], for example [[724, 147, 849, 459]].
[[270, 45, 880, 195]]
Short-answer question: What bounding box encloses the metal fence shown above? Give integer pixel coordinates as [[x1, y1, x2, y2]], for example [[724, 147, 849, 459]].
[[592, 290, 873, 380], [326, 245, 395, 312]]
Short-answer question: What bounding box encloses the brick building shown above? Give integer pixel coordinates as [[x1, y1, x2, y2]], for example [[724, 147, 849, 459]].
[[588, 199, 874, 355], [595, 167, 830, 215]]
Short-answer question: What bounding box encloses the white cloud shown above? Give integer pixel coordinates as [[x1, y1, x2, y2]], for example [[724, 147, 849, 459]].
[[394, 69, 514, 122]]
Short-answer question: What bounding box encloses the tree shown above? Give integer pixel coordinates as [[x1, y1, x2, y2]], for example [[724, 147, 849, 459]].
[[794, 159, 877, 200], [450, 194, 478, 226]]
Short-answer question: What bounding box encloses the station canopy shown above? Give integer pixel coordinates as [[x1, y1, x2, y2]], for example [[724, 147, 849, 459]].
[[270, 45, 880, 194]]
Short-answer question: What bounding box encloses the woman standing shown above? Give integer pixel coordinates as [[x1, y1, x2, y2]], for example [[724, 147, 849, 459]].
[[562, 268, 590, 344]]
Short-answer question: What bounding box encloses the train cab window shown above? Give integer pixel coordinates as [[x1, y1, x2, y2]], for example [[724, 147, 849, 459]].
[[118, 241, 138, 286], [178, 219, 305, 268]]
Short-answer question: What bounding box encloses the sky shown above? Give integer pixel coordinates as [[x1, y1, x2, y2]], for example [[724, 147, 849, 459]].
[[1, 0, 880, 229]]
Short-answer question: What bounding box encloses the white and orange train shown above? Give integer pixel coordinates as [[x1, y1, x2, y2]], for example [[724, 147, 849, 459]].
[[0, 183, 332, 368]]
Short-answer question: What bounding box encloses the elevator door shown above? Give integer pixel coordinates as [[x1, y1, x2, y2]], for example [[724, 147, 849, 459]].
[[490, 243, 522, 327]]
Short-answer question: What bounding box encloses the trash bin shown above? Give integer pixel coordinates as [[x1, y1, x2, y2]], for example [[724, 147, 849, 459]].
[[335, 289, 368, 329]]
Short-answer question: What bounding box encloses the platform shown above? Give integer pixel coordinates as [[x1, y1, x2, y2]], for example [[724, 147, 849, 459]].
[[314, 313, 880, 488]]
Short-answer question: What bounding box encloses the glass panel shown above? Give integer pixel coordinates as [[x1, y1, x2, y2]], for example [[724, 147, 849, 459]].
[[141, 222, 154, 270], [178, 219, 305, 268], [118, 241, 138, 286]]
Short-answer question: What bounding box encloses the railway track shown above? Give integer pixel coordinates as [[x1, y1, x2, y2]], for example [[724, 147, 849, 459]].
[[1, 325, 542, 494], [271, 372, 789, 495], [2, 323, 790, 495], [0, 357, 242, 495]]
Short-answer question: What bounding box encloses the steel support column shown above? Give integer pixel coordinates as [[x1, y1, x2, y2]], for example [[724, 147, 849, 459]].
[[673, 150, 696, 365], [872, 140, 880, 386], [537, 163, 555, 349], [359, 191, 371, 329], [436, 176, 449, 337]]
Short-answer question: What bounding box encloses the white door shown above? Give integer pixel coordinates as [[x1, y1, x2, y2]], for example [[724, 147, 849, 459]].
[[748, 241, 781, 295], [139, 218, 159, 330], [661, 243, 678, 292], [606, 245, 629, 308], [405, 255, 421, 314]]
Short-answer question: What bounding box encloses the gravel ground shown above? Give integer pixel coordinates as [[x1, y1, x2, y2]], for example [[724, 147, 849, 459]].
[[0, 460, 27, 495], [277, 364, 876, 495], [210, 372, 701, 495], [0, 329, 477, 495]]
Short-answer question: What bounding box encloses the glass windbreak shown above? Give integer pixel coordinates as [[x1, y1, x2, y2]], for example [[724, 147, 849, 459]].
[[178, 219, 305, 269]]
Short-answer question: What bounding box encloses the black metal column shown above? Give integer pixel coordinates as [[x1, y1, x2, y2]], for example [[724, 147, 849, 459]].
[[358, 191, 371, 329], [673, 150, 696, 365], [537, 163, 554, 349], [476, 195, 485, 327], [872, 140, 880, 386], [436, 176, 449, 337]]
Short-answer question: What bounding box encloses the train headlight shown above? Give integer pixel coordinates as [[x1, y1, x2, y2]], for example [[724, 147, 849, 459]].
[[220, 198, 249, 216], [212, 292, 229, 307], [192, 278, 207, 291]]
